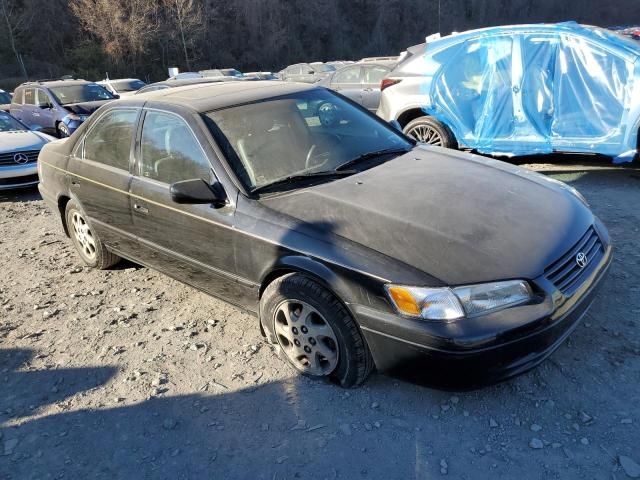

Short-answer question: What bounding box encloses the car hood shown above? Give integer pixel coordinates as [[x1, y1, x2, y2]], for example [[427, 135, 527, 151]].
[[261, 146, 594, 285], [63, 100, 113, 115], [0, 130, 53, 152]]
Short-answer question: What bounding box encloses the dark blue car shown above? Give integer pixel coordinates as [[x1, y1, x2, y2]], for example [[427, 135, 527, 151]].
[[10, 80, 116, 138]]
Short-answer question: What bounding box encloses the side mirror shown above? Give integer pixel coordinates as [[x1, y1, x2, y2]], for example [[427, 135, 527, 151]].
[[38, 103, 51, 110], [170, 178, 227, 207], [389, 119, 403, 132], [113, 94, 120, 99], [30, 125, 44, 132]]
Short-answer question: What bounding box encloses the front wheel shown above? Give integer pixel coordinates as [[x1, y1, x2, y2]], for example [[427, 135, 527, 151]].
[[57, 123, 70, 138], [261, 273, 374, 387], [403, 116, 457, 149], [65, 200, 120, 269]]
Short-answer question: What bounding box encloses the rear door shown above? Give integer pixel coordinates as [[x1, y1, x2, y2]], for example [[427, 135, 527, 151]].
[[330, 66, 363, 105], [9, 88, 24, 120], [20, 88, 37, 127], [361, 65, 390, 111], [66, 107, 140, 255], [129, 108, 250, 304], [34, 89, 56, 135]]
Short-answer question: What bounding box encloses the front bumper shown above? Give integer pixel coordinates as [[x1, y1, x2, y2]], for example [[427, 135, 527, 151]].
[[354, 243, 612, 390], [0, 163, 39, 190]]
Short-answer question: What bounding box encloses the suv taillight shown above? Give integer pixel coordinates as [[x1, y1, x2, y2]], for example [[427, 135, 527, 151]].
[[381, 78, 402, 91]]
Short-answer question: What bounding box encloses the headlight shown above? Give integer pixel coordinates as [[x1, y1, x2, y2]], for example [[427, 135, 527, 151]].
[[386, 280, 532, 321], [67, 113, 88, 122]]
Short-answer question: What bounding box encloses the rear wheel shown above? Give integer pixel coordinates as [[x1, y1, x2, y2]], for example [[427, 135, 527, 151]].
[[261, 273, 374, 387], [403, 116, 457, 149], [65, 200, 120, 269]]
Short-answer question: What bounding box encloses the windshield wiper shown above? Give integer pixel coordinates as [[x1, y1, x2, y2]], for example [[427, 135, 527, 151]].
[[251, 169, 357, 194], [335, 147, 411, 171]]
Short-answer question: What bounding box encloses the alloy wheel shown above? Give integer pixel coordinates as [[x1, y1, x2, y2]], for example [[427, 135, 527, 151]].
[[406, 124, 443, 146], [71, 211, 96, 261], [273, 299, 339, 376]]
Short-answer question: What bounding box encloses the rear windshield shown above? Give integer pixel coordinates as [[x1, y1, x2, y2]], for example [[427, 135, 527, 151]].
[[0, 111, 28, 132], [49, 84, 115, 105], [0, 91, 11, 104], [111, 79, 146, 92]]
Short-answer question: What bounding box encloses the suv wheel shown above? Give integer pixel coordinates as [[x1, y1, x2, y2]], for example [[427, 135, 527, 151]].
[[404, 116, 457, 149], [57, 123, 70, 138]]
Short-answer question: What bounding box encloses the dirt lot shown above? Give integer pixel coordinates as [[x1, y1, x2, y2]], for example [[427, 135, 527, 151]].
[[1, 158, 639, 480]]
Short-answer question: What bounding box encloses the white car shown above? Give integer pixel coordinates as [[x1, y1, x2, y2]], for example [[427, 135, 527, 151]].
[[97, 78, 146, 97], [0, 110, 54, 189]]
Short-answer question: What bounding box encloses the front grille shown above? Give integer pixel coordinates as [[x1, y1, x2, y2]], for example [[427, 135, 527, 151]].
[[545, 226, 604, 295], [0, 150, 40, 166], [0, 173, 39, 187]]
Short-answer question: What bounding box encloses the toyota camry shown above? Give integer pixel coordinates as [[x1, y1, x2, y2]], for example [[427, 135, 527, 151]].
[[37, 82, 612, 388]]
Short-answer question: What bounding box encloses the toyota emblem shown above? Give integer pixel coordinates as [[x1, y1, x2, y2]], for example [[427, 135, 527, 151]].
[[13, 153, 29, 165], [576, 252, 588, 269]]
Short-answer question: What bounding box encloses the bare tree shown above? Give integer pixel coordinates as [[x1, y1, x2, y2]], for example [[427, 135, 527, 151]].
[[70, 0, 158, 73], [0, 0, 32, 78], [161, 0, 204, 70]]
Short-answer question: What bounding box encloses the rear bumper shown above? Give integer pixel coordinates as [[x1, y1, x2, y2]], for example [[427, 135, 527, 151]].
[[0, 163, 39, 189], [353, 245, 612, 390]]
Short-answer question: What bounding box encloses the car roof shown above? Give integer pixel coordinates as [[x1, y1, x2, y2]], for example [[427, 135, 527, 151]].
[[18, 80, 92, 89], [99, 78, 140, 82], [423, 22, 640, 56], [131, 80, 314, 112]]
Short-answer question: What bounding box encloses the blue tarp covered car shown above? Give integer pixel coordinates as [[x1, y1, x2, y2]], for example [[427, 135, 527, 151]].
[[377, 22, 640, 163]]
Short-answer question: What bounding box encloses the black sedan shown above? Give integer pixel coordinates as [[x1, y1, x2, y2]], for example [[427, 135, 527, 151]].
[[38, 82, 612, 388]]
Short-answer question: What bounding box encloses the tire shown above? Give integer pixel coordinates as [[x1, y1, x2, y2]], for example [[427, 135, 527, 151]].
[[261, 273, 374, 388], [403, 116, 457, 149], [65, 200, 120, 269], [57, 123, 70, 138]]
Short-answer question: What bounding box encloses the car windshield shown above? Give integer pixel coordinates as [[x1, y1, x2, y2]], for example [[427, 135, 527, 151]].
[[205, 89, 412, 192], [0, 112, 28, 132], [49, 84, 114, 105], [586, 26, 640, 52], [0, 91, 11, 104], [111, 79, 145, 92]]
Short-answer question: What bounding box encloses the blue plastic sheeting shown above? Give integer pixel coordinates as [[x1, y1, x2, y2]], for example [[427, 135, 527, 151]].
[[422, 22, 640, 162]]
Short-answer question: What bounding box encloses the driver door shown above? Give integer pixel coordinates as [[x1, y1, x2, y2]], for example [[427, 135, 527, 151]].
[[129, 109, 248, 304]]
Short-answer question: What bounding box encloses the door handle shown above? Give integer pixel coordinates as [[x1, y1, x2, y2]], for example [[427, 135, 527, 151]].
[[133, 203, 149, 215], [71, 179, 80, 188], [33, 112, 40, 117]]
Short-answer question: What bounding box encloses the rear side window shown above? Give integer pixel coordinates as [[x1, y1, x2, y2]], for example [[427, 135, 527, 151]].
[[333, 66, 361, 84], [139, 111, 211, 184], [364, 66, 389, 84], [23, 88, 35, 105], [83, 109, 138, 170]]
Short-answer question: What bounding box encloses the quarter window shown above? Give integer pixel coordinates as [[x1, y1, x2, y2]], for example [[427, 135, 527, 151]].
[[139, 111, 211, 184], [83, 109, 138, 170]]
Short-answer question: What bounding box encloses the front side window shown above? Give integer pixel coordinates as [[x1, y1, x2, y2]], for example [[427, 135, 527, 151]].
[[83, 109, 138, 170], [139, 111, 211, 184], [50, 83, 114, 105], [111, 79, 146, 92], [36, 89, 51, 107], [206, 89, 412, 191], [0, 91, 11, 104]]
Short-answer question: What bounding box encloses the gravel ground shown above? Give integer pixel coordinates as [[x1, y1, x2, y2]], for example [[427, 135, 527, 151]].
[[0, 159, 639, 480]]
